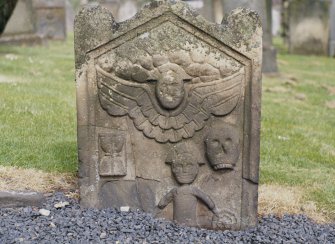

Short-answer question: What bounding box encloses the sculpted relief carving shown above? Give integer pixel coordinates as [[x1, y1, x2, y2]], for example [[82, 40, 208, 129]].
[[205, 123, 240, 170], [75, 1, 261, 231], [96, 22, 244, 143], [98, 132, 127, 176], [157, 141, 220, 227]]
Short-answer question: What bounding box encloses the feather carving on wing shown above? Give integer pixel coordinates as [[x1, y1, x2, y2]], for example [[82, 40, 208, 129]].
[[96, 50, 244, 143]]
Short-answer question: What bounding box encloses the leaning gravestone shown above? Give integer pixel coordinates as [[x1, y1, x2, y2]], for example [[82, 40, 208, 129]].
[[75, 0, 262, 230]]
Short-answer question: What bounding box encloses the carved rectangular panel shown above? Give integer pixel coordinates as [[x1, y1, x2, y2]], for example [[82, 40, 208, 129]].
[[98, 131, 127, 177], [75, 0, 262, 231]]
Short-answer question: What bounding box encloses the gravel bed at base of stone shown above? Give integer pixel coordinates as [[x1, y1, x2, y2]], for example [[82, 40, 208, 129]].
[[0, 192, 334, 244]]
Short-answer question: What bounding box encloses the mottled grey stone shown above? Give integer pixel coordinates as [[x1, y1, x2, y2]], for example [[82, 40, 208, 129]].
[[75, 0, 262, 230], [0, 191, 45, 208]]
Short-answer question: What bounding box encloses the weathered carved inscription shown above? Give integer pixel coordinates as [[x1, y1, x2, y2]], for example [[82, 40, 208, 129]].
[[75, 1, 262, 230]]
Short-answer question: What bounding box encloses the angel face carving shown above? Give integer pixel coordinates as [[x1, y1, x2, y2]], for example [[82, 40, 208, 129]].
[[96, 47, 244, 143], [155, 70, 186, 110]]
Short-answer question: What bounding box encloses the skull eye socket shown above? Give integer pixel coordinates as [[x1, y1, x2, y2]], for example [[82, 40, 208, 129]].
[[225, 138, 232, 145], [211, 139, 220, 147]]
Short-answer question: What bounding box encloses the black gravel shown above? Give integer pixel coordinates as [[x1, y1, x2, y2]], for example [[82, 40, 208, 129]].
[[0, 192, 334, 243]]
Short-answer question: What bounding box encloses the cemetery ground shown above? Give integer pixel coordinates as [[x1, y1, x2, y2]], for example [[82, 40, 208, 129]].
[[0, 37, 334, 224]]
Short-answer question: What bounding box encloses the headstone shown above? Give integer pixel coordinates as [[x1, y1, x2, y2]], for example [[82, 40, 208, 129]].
[[272, 0, 281, 36], [221, 0, 278, 73], [75, 0, 262, 230], [0, 0, 43, 45], [330, 0, 335, 57], [0, 0, 67, 44], [97, 0, 122, 21], [33, 0, 67, 40], [285, 0, 332, 56], [0, 0, 18, 35], [66, 0, 75, 33]]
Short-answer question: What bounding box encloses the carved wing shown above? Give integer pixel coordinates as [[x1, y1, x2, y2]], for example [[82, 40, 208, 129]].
[[189, 69, 244, 116], [97, 65, 243, 143]]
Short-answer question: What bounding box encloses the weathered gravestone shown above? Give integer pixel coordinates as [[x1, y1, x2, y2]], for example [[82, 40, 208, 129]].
[[0, 0, 42, 44], [0, 0, 18, 35], [330, 0, 335, 57], [0, 0, 66, 45], [75, 0, 262, 230], [33, 0, 67, 40], [285, 0, 332, 56]]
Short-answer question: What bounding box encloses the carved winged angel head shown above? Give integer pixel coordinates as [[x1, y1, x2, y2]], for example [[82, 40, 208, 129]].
[[96, 49, 244, 143]]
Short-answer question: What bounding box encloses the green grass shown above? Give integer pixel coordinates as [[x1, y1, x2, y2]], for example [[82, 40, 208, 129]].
[[261, 38, 335, 219], [0, 36, 77, 173], [0, 36, 334, 219]]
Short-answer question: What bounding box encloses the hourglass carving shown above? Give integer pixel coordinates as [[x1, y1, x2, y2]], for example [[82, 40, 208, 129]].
[[98, 132, 127, 176]]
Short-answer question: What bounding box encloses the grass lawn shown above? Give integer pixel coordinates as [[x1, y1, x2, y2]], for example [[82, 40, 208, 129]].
[[0, 37, 77, 173], [0, 36, 334, 221]]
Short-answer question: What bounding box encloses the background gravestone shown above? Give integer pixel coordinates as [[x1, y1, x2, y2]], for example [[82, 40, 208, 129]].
[[330, 0, 335, 57], [285, 0, 332, 56], [0, 0, 18, 35], [272, 0, 281, 36], [33, 0, 67, 40], [75, 0, 262, 230], [0, 0, 66, 45], [0, 0, 42, 44], [80, 0, 139, 22]]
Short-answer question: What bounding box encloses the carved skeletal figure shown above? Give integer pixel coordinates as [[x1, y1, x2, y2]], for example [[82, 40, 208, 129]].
[[97, 49, 244, 143]]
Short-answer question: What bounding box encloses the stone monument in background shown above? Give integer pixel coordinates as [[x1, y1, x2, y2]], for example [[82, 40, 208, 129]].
[[330, 0, 335, 57], [0, 0, 18, 35], [284, 0, 332, 56], [0, 0, 66, 45], [33, 0, 66, 40], [80, 0, 140, 22], [75, 0, 262, 230]]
